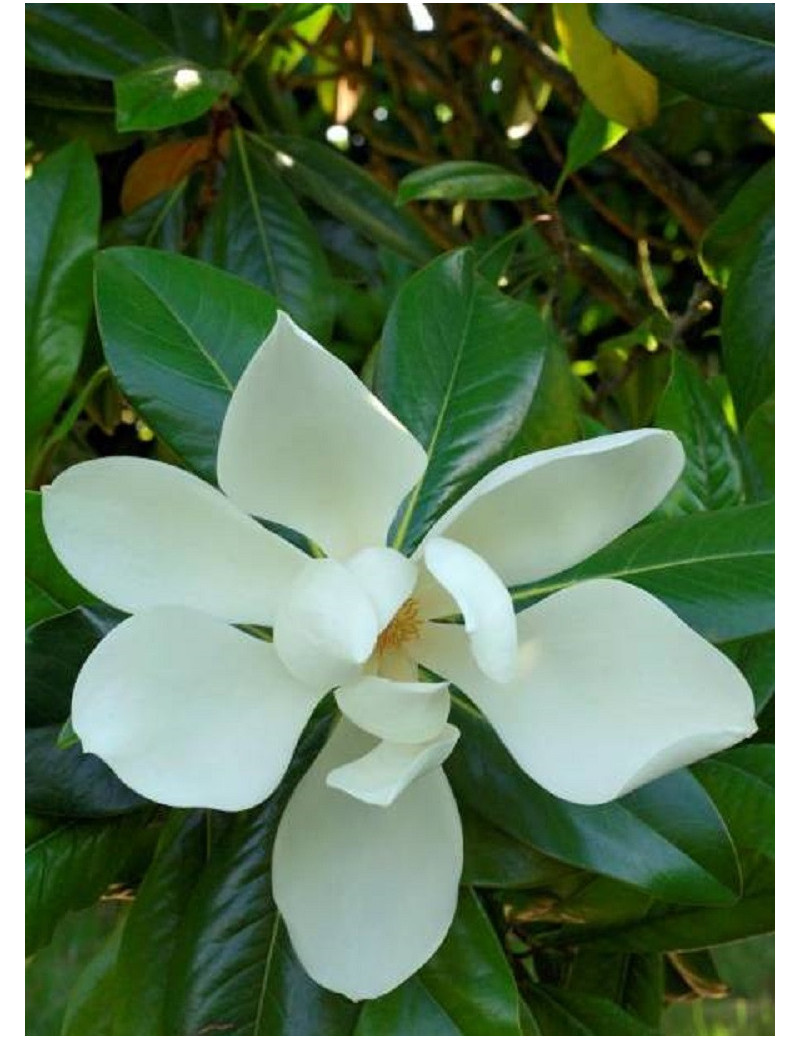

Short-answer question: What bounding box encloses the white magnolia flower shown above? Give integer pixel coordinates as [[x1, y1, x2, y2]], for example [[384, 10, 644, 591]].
[[42, 312, 756, 1001]]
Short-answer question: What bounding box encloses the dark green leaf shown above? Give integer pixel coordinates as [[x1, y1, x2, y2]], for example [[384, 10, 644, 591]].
[[197, 129, 334, 340], [566, 951, 664, 1029], [25, 491, 99, 627], [26, 3, 169, 79], [506, 328, 581, 453], [743, 395, 775, 498], [26, 140, 100, 459], [26, 814, 151, 955], [356, 978, 459, 1035], [117, 4, 225, 65], [557, 101, 627, 189], [524, 985, 656, 1035], [655, 352, 745, 515], [591, 4, 774, 112], [95, 248, 277, 482], [448, 700, 741, 906], [397, 161, 539, 205], [701, 160, 775, 287], [163, 712, 356, 1035], [512, 503, 774, 642], [114, 811, 209, 1035], [61, 910, 126, 1035], [722, 210, 775, 423], [258, 134, 437, 264], [377, 250, 549, 551], [462, 807, 580, 890], [102, 182, 188, 251], [115, 59, 237, 132], [334, 2, 352, 20], [693, 745, 774, 859], [721, 631, 774, 712]]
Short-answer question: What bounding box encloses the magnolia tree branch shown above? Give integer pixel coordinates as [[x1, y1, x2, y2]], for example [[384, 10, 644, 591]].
[[475, 2, 717, 241]]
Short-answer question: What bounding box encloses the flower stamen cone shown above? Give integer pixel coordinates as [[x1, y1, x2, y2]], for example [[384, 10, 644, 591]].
[[376, 597, 422, 656]]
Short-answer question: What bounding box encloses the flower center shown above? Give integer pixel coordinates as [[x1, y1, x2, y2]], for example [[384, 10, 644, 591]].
[[376, 597, 421, 655]]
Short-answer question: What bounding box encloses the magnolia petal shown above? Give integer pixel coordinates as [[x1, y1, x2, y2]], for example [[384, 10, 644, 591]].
[[345, 547, 418, 630], [326, 724, 459, 807], [273, 558, 378, 689], [414, 579, 756, 805], [378, 649, 419, 682], [72, 607, 323, 811], [42, 457, 306, 623], [422, 430, 685, 586], [217, 311, 428, 558], [423, 536, 517, 683], [273, 720, 462, 1000], [335, 675, 451, 744]]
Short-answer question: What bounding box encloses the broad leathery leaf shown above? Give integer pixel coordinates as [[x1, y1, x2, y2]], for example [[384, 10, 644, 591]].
[[566, 950, 664, 1029], [258, 134, 436, 264], [693, 745, 774, 860], [524, 986, 656, 1035], [26, 140, 100, 455], [26, 813, 152, 955], [743, 395, 775, 499], [95, 248, 277, 482], [512, 502, 774, 643], [106, 182, 188, 250], [114, 58, 237, 132], [722, 209, 775, 424], [25, 3, 169, 79], [557, 101, 627, 189], [376, 249, 549, 552], [117, 4, 225, 66], [61, 909, 127, 1035], [447, 701, 741, 907], [357, 887, 524, 1036], [701, 160, 774, 287], [113, 811, 208, 1035], [505, 325, 581, 454], [721, 631, 774, 713], [197, 129, 334, 340], [162, 711, 356, 1036], [25, 491, 99, 628], [592, 4, 774, 113], [553, 4, 658, 129], [655, 352, 745, 516], [397, 161, 540, 205]]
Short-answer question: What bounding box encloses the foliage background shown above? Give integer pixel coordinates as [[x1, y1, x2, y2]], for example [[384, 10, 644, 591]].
[[25, 3, 774, 1035]]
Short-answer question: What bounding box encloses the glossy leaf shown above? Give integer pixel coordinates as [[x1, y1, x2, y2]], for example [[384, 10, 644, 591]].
[[557, 101, 627, 189], [524, 986, 656, 1035], [115, 59, 237, 132], [744, 395, 775, 498], [355, 977, 459, 1035], [61, 911, 126, 1035], [95, 248, 277, 482], [397, 161, 539, 205], [566, 951, 664, 1029], [197, 129, 334, 340], [553, 3, 658, 129], [117, 4, 225, 65], [722, 209, 775, 424], [591, 4, 775, 112], [162, 712, 356, 1035], [512, 502, 774, 642], [26, 814, 151, 955], [25, 491, 99, 627], [721, 631, 774, 713], [25, 3, 168, 79], [104, 182, 188, 250], [693, 745, 774, 859], [701, 160, 775, 287], [26, 140, 100, 457], [114, 811, 208, 1035], [258, 134, 437, 264], [461, 807, 580, 890], [655, 352, 745, 515], [377, 249, 549, 551], [447, 700, 741, 907]]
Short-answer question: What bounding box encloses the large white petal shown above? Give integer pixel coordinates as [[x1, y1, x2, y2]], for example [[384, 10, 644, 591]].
[[422, 430, 684, 586], [414, 579, 756, 805], [423, 537, 517, 683], [273, 558, 378, 689], [42, 457, 304, 623], [72, 607, 323, 811], [345, 547, 418, 630], [217, 311, 428, 558], [336, 675, 451, 743], [326, 724, 459, 807], [273, 720, 462, 1000]]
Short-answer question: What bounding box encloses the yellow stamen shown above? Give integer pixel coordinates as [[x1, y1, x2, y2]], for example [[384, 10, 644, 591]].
[[376, 598, 421, 655]]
